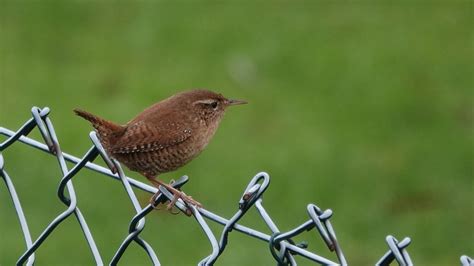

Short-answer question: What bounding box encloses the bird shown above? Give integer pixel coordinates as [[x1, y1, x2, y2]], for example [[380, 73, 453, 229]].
[[74, 89, 247, 213]]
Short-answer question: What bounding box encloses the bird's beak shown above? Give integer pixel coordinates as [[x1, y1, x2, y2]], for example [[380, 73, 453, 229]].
[[227, 99, 248, 106]]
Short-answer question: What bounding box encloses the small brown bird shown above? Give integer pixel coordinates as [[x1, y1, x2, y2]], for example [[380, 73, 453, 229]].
[[74, 89, 247, 210]]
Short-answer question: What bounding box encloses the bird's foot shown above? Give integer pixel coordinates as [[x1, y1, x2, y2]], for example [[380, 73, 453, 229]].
[[148, 192, 182, 215], [148, 180, 202, 216], [166, 190, 202, 214], [149, 193, 164, 210]]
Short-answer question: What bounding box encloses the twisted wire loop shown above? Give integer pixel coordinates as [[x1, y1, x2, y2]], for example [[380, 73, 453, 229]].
[[375, 235, 413, 266], [1, 106, 472, 265]]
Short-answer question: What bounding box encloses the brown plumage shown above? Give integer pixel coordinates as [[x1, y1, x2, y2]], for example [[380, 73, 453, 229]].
[[74, 89, 246, 212]]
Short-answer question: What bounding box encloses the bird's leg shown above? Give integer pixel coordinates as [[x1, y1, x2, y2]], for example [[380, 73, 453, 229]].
[[146, 176, 202, 212]]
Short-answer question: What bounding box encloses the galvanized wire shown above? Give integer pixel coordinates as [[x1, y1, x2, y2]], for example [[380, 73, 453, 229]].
[[0, 106, 472, 266]]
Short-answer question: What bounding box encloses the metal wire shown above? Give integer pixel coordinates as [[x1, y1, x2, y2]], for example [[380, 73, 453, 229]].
[[0, 106, 472, 266]]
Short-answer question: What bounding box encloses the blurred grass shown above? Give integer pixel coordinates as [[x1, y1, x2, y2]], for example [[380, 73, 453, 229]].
[[0, 1, 472, 265]]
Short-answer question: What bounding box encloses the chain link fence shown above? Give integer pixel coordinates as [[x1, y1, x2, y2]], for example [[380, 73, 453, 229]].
[[1, 106, 472, 266]]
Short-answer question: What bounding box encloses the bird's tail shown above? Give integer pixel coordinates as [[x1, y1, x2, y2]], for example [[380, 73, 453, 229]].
[[74, 108, 124, 150]]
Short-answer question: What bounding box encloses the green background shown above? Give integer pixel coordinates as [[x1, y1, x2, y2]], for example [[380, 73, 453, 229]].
[[1, 1, 472, 265]]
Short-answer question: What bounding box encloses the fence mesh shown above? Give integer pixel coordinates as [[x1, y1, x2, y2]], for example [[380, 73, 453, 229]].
[[0, 106, 472, 266]]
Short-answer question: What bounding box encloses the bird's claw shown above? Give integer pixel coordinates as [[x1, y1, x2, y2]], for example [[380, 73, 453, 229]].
[[149, 187, 201, 216], [149, 193, 163, 210], [166, 191, 202, 216]]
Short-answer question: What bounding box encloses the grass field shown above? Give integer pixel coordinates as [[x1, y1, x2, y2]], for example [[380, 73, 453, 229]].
[[1, 1, 472, 265]]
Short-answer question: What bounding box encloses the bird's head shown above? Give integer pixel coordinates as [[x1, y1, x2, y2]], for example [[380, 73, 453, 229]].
[[182, 89, 247, 123]]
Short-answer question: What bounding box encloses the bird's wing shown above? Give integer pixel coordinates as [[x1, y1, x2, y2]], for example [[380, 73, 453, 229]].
[[110, 120, 193, 154]]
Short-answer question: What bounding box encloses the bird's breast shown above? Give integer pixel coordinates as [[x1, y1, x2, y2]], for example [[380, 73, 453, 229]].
[[192, 119, 220, 152]]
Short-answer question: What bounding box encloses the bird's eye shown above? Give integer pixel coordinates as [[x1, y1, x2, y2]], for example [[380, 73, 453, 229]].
[[210, 101, 218, 109]]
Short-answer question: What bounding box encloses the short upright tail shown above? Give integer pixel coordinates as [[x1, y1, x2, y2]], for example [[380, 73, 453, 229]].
[[74, 108, 124, 149]]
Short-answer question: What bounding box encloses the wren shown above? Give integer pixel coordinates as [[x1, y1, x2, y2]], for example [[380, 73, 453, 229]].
[[74, 89, 247, 212]]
